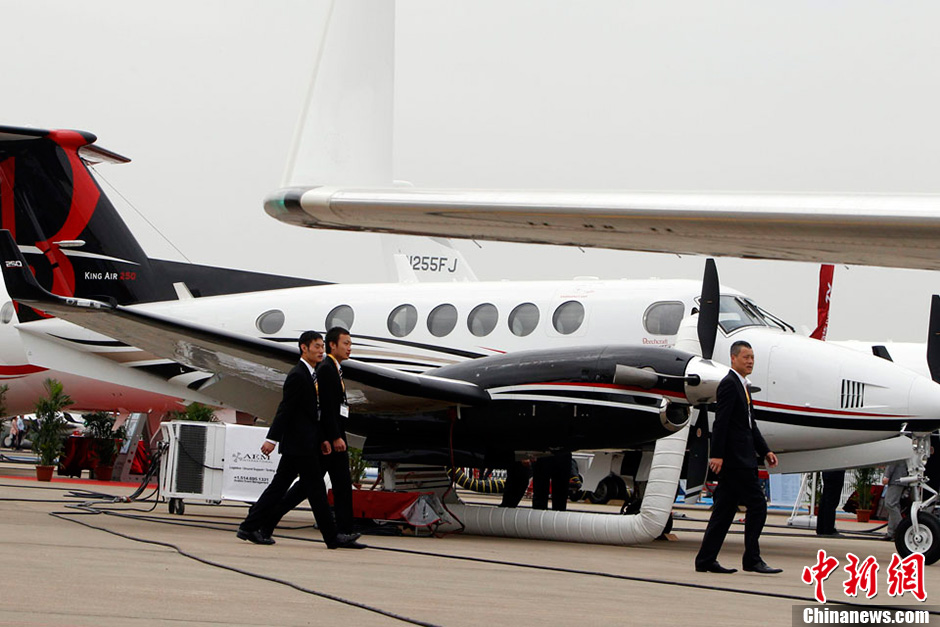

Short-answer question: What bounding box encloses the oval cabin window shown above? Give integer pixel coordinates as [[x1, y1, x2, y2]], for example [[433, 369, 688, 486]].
[[326, 304, 355, 331], [467, 303, 498, 337], [388, 304, 418, 337], [427, 304, 458, 337], [508, 302, 539, 337], [552, 301, 584, 335], [255, 309, 285, 335]]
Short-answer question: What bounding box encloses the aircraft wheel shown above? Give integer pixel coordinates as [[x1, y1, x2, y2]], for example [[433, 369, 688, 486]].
[[587, 476, 618, 505], [609, 477, 633, 501], [168, 498, 185, 516], [895, 512, 940, 565]]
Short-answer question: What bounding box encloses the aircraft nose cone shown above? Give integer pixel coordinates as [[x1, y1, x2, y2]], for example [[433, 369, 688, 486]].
[[907, 376, 940, 432]]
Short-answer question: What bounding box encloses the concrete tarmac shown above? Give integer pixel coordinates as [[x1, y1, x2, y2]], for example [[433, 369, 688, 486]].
[[1, 468, 937, 626]]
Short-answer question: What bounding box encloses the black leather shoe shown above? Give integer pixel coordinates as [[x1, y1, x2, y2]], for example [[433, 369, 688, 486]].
[[695, 561, 737, 574], [326, 533, 368, 550], [743, 561, 782, 574], [237, 528, 275, 545], [335, 532, 367, 549]]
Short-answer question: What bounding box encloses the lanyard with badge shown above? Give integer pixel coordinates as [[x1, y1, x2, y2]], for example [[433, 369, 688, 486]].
[[744, 383, 753, 428], [328, 354, 350, 419]]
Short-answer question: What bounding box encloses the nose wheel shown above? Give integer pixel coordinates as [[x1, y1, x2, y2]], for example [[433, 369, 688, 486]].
[[895, 513, 940, 564], [893, 432, 940, 564]]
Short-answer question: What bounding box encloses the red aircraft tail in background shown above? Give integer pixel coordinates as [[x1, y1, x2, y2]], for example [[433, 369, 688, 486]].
[[810, 264, 835, 340]]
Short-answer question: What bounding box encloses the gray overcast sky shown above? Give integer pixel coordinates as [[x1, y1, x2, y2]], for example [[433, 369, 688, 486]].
[[3, 1, 940, 341]]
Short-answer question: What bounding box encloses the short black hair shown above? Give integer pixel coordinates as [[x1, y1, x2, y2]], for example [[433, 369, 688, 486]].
[[325, 326, 350, 353], [298, 330, 323, 350], [730, 340, 752, 357]]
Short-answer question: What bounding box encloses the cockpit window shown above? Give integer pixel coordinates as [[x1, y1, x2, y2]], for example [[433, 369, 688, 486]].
[[745, 299, 795, 332], [713, 295, 794, 334], [717, 295, 767, 333], [643, 301, 685, 335]]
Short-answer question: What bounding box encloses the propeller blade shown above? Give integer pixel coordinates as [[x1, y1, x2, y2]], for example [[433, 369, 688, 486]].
[[684, 408, 711, 504], [697, 258, 720, 360], [928, 295, 940, 383]]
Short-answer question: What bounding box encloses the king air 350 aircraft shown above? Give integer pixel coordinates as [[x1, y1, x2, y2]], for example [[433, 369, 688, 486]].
[[3, 218, 940, 547], [6, 1, 940, 559]]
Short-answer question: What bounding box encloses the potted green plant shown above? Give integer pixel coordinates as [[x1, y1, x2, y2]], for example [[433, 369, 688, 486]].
[[348, 447, 368, 489], [32, 379, 72, 481], [853, 466, 878, 522], [82, 411, 125, 481], [167, 403, 217, 422], [809, 472, 823, 516]]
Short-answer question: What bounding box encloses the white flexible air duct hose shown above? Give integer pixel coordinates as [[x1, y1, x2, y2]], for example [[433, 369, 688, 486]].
[[448, 425, 689, 545]]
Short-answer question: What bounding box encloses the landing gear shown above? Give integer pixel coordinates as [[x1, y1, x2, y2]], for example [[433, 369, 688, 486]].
[[893, 433, 940, 565], [587, 475, 625, 505], [895, 513, 940, 564], [168, 497, 185, 515]]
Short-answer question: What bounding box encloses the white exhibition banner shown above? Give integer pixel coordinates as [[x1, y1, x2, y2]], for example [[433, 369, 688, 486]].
[[221, 424, 281, 502]]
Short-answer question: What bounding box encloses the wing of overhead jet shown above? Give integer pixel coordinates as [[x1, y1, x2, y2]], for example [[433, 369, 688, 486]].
[[0, 231, 489, 418], [265, 187, 940, 271]]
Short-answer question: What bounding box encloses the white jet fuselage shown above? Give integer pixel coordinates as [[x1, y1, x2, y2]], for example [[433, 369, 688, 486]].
[[13, 276, 940, 453]]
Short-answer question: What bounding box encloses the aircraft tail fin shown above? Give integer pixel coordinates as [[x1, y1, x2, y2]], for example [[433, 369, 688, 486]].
[[0, 125, 320, 319], [810, 264, 835, 340], [382, 235, 478, 283]]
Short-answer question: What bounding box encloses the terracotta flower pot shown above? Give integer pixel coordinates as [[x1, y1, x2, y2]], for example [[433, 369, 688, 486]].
[[35, 465, 54, 482], [856, 508, 872, 523]]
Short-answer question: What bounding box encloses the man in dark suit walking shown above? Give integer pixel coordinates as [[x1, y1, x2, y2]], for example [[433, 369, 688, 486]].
[[695, 340, 781, 575], [316, 326, 363, 545], [237, 331, 359, 549]]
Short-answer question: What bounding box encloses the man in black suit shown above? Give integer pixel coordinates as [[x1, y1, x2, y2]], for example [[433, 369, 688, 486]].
[[816, 469, 846, 537], [316, 326, 362, 544], [695, 340, 781, 575], [532, 452, 573, 511], [237, 331, 359, 549]]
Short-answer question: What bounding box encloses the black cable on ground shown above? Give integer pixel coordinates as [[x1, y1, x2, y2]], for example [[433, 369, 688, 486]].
[[70, 505, 940, 615], [3, 477, 932, 616], [49, 509, 440, 627]]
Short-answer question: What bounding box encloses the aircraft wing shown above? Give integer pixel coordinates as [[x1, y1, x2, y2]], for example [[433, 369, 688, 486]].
[[265, 187, 940, 271], [0, 231, 489, 415]]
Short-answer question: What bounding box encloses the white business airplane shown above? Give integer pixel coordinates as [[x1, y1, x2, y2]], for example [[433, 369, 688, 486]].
[[5, 227, 940, 554], [4, 4, 936, 554], [1, 229, 936, 468], [4, 1, 939, 557]]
